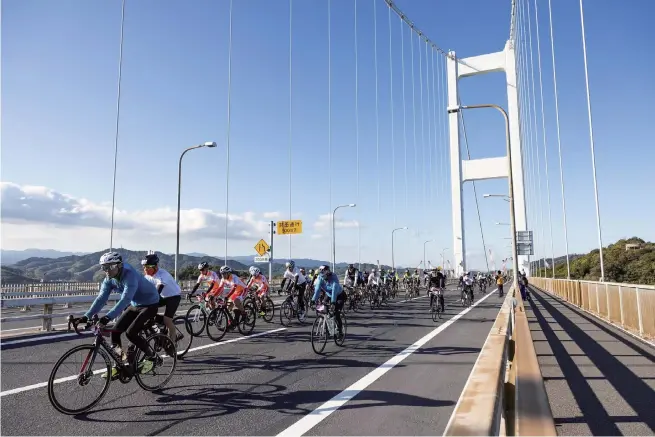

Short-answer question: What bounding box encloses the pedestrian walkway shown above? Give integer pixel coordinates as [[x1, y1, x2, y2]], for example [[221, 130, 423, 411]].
[[525, 285, 655, 436]]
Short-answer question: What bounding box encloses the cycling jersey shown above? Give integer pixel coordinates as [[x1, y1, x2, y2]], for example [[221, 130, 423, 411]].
[[283, 267, 307, 287], [197, 270, 220, 291], [312, 272, 343, 303], [85, 262, 160, 320], [145, 268, 181, 298], [247, 274, 269, 296], [209, 273, 247, 300], [344, 270, 358, 287]]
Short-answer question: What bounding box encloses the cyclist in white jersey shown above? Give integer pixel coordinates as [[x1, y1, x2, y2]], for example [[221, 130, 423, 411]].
[[281, 260, 307, 321], [141, 252, 181, 343]]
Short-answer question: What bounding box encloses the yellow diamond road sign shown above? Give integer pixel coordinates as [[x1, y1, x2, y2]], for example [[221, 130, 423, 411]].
[[254, 239, 270, 256], [277, 220, 303, 235]]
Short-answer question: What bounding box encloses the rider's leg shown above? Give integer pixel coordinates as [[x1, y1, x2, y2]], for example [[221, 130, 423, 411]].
[[124, 305, 159, 358], [296, 285, 305, 315], [232, 295, 245, 325], [112, 306, 140, 360], [334, 293, 345, 335], [163, 295, 181, 342]]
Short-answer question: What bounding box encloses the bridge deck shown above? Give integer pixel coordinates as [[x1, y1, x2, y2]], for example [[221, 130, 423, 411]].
[[526, 285, 655, 436]]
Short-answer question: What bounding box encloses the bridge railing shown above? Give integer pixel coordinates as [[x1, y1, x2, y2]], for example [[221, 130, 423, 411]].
[[531, 277, 655, 343], [444, 287, 555, 436]]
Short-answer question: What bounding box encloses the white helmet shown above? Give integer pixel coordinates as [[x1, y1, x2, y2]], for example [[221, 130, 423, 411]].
[[249, 266, 261, 276], [99, 252, 122, 265], [219, 265, 232, 275]]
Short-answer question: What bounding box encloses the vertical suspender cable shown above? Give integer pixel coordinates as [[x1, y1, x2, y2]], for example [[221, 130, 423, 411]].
[[533, 0, 556, 277], [579, 0, 605, 281], [288, 0, 293, 260], [387, 5, 396, 226], [410, 28, 418, 211], [328, 0, 333, 259], [400, 18, 408, 210], [430, 49, 439, 200], [373, 0, 381, 213], [109, 0, 126, 251], [418, 34, 426, 209], [527, 0, 547, 277], [439, 54, 447, 198], [355, 0, 361, 268], [547, 0, 571, 278], [424, 42, 433, 205], [224, 0, 234, 267]]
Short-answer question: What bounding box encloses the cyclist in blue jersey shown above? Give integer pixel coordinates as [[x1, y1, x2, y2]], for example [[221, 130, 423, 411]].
[[311, 265, 345, 340], [76, 252, 162, 376]]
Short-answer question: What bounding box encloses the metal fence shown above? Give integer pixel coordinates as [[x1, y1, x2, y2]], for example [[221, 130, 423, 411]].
[[531, 277, 655, 343]]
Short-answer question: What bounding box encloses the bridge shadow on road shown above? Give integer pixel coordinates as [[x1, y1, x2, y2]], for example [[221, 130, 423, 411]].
[[527, 287, 655, 435]]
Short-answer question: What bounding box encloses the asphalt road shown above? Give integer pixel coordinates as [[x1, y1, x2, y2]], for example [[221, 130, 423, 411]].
[[0, 286, 504, 435], [525, 285, 655, 436]]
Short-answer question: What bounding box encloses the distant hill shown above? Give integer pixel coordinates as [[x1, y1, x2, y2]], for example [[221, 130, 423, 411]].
[[3, 248, 394, 283], [1, 249, 88, 265], [533, 237, 655, 285]]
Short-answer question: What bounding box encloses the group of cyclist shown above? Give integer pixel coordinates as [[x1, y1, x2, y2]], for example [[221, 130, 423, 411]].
[[75, 249, 512, 380]]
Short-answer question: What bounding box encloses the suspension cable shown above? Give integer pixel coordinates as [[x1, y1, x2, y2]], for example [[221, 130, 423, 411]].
[[387, 4, 396, 226], [400, 16, 408, 210], [224, 0, 234, 266], [547, 0, 571, 278], [288, 0, 293, 259], [355, 0, 361, 268], [533, 0, 556, 278], [579, 0, 605, 281], [431, 49, 440, 199], [373, 0, 381, 212], [418, 33, 426, 206], [109, 0, 126, 251], [328, 0, 333, 254], [424, 41, 433, 204], [410, 27, 418, 211]]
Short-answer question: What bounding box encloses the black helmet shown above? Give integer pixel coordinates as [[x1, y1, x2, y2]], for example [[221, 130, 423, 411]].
[[348, 264, 355, 270], [198, 262, 209, 270], [141, 253, 159, 266]]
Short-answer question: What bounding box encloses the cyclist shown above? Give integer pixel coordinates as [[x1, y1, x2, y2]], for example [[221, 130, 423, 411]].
[[311, 265, 345, 340], [189, 262, 219, 302], [343, 264, 358, 288], [496, 270, 505, 296], [281, 260, 307, 321], [141, 252, 181, 344], [462, 271, 474, 302], [78, 252, 161, 378], [246, 266, 269, 316], [428, 269, 445, 312], [207, 265, 248, 330]]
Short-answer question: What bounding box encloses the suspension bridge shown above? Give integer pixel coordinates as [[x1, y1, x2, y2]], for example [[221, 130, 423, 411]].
[[1, 0, 654, 435]]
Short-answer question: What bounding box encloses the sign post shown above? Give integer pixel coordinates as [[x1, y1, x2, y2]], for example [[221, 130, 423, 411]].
[[269, 221, 274, 281]]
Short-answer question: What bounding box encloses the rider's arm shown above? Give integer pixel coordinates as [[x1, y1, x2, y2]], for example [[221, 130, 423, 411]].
[[311, 276, 325, 302], [103, 272, 140, 320], [84, 278, 114, 319]]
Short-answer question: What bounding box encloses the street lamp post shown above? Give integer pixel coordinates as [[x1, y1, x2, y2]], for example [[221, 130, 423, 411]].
[[332, 203, 356, 271], [423, 240, 434, 272], [175, 142, 218, 281], [441, 247, 449, 272], [391, 227, 408, 272], [449, 103, 519, 292]]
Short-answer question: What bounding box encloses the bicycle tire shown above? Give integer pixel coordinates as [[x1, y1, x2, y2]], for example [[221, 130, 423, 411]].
[[48, 345, 112, 415], [172, 316, 193, 358], [206, 307, 228, 342], [280, 299, 293, 326], [311, 316, 328, 354], [185, 304, 206, 337], [134, 333, 177, 391], [238, 302, 256, 335], [262, 296, 275, 323]]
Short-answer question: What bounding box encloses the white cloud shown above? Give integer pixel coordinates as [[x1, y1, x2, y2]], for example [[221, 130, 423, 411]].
[[311, 234, 323, 239], [263, 212, 281, 219], [0, 181, 279, 243], [313, 213, 359, 231]]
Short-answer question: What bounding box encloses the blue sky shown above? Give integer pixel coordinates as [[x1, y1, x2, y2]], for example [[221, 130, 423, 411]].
[[2, 0, 654, 270]]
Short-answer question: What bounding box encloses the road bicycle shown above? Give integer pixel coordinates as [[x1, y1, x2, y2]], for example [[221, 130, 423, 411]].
[[205, 297, 256, 342], [310, 301, 347, 354], [50, 316, 176, 415], [242, 288, 275, 323], [429, 287, 444, 322]]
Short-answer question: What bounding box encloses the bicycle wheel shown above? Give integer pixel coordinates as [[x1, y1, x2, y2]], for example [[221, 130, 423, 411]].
[[172, 316, 193, 358], [134, 334, 177, 391], [238, 302, 256, 335], [431, 302, 442, 321], [206, 307, 229, 342], [48, 345, 112, 415], [310, 316, 328, 354], [185, 304, 206, 336], [280, 299, 293, 326], [334, 313, 347, 347], [261, 296, 275, 323]]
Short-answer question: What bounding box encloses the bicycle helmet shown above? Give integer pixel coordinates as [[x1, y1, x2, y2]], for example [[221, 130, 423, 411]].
[[318, 265, 330, 276], [219, 265, 232, 276], [99, 252, 122, 265], [141, 252, 159, 266], [348, 264, 355, 271], [249, 266, 261, 276], [198, 262, 209, 271], [285, 260, 295, 269]]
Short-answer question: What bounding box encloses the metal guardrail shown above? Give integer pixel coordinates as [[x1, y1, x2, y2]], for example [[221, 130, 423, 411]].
[[531, 277, 655, 343], [444, 287, 555, 436]]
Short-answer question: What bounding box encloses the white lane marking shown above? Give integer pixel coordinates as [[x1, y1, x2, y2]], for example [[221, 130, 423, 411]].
[[1, 323, 69, 332], [0, 327, 288, 397], [0, 332, 91, 346], [276, 289, 499, 437]]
